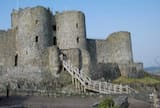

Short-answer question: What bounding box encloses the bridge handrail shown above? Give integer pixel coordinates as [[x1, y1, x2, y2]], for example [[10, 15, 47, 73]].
[[62, 59, 138, 94]]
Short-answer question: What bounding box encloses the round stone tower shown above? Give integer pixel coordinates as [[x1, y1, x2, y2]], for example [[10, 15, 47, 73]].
[[106, 31, 134, 64], [15, 6, 53, 66], [55, 11, 87, 50]]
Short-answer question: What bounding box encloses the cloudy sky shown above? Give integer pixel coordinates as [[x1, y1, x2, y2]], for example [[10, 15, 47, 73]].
[[0, 0, 160, 67]]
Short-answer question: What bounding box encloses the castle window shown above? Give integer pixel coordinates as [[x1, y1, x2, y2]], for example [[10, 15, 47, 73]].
[[77, 37, 79, 43], [15, 26, 18, 30], [35, 36, 38, 43], [52, 25, 56, 31], [35, 20, 38, 24], [15, 54, 18, 66], [53, 37, 57, 45], [76, 23, 78, 28]]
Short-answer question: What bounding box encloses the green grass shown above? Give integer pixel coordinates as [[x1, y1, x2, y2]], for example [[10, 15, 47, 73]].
[[113, 76, 160, 85]]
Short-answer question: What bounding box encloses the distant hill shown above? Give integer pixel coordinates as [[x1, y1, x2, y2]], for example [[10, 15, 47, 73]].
[[144, 67, 160, 75]]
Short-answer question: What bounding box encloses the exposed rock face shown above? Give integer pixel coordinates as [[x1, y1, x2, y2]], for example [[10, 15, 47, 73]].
[[0, 6, 143, 92], [113, 96, 129, 108]]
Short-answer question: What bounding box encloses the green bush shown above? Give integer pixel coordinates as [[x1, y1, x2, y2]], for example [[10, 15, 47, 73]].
[[98, 97, 118, 108]]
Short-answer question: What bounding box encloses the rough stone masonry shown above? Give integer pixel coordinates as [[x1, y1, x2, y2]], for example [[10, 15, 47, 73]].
[[0, 6, 143, 93]]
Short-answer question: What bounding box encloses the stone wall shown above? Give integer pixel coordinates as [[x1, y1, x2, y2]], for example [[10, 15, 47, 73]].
[[118, 63, 144, 78], [0, 29, 16, 66], [48, 46, 61, 77], [134, 62, 143, 71], [87, 31, 143, 79], [62, 48, 81, 69], [81, 49, 92, 77], [59, 49, 81, 90], [95, 63, 121, 80], [60, 48, 91, 78]]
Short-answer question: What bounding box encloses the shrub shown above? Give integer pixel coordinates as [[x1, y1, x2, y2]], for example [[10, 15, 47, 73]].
[[98, 97, 118, 108]]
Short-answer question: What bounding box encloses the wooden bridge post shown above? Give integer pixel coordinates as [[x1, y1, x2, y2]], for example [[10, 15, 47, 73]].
[[125, 85, 129, 94], [119, 84, 122, 94], [79, 82, 81, 92], [77, 80, 80, 93], [75, 78, 78, 89], [72, 76, 74, 86], [81, 84, 85, 93], [99, 82, 101, 92]]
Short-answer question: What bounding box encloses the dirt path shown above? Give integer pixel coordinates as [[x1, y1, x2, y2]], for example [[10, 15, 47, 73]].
[[128, 98, 150, 108], [0, 96, 150, 108]]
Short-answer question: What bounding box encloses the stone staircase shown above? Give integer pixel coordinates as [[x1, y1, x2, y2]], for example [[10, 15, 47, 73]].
[[62, 59, 138, 94]]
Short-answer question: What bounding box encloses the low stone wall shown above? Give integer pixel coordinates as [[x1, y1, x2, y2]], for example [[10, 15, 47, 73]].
[[118, 63, 144, 78]]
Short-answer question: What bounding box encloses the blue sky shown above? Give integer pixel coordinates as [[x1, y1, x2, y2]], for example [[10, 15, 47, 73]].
[[0, 0, 160, 67]]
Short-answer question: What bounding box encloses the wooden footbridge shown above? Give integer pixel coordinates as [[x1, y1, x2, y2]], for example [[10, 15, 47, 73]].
[[61, 56, 138, 94]]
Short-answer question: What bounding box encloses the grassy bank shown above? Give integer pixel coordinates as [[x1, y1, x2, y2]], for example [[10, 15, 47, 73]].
[[113, 76, 160, 85]]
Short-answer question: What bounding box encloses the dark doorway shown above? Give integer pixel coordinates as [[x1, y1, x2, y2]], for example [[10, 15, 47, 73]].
[[77, 37, 79, 43], [35, 20, 38, 24], [53, 37, 57, 45], [15, 54, 18, 66], [76, 23, 78, 28], [52, 25, 56, 31], [35, 36, 38, 43]]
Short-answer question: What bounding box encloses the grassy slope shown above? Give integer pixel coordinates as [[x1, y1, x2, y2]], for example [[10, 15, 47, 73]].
[[113, 76, 160, 85]]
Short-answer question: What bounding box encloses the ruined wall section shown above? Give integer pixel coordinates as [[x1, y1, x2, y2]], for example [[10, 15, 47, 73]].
[[48, 46, 61, 77], [95, 39, 109, 63], [87, 39, 121, 80], [134, 62, 143, 71], [87, 39, 97, 65], [87, 39, 100, 78], [62, 48, 81, 69], [0, 29, 16, 66], [87, 39, 109, 64], [95, 31, 133, 64], [12, 6, 53, 66], [87, 31, 136, 79], [61, 48, 92, 77], [55, 11, 87, 50]]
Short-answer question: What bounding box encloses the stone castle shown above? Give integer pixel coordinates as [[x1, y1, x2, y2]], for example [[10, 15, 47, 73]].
[[0, 6, 143, 92]]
